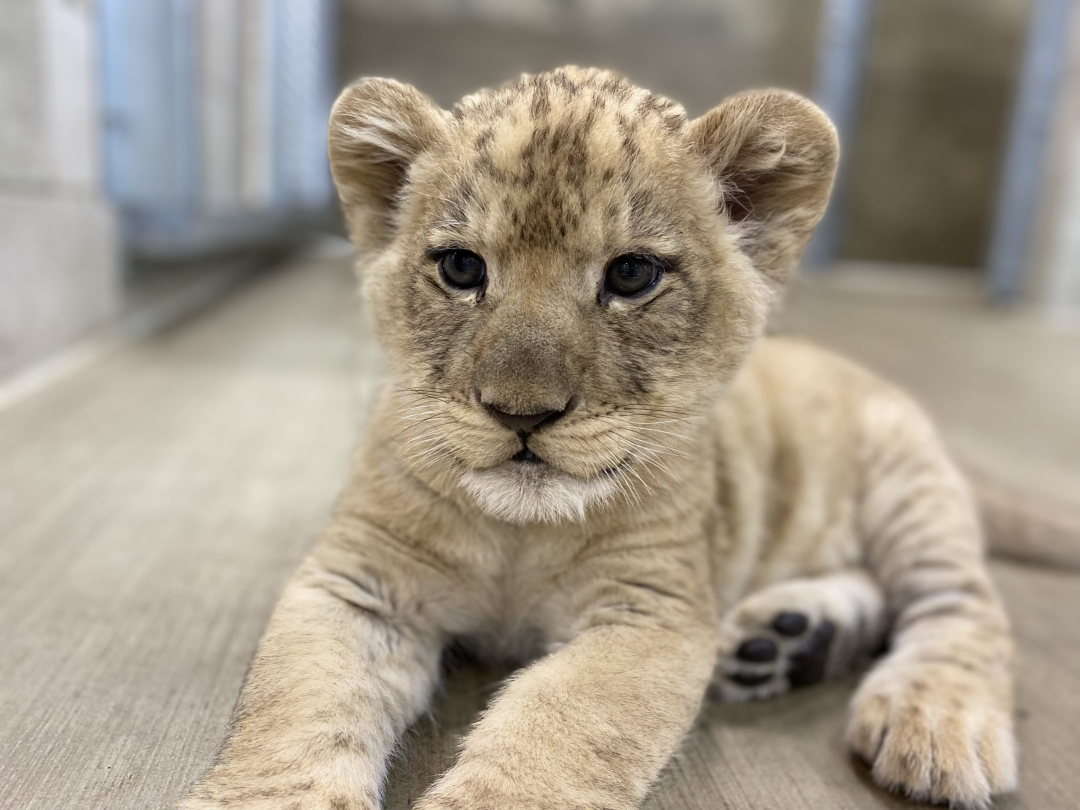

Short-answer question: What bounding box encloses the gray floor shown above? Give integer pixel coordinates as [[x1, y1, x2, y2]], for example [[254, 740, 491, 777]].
[[1, 257, 1077, 810]]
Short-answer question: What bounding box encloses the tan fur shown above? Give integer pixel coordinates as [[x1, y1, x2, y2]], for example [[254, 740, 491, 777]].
[[185, 68, 1019, 810], [972, 473, 1080, 571]]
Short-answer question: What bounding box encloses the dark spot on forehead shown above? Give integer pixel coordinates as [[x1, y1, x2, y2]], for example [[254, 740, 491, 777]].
[[600, 75, 631, 100], [472, 151, 501, 183], [550, 70, 580, 96], [522, 124, 546, 161], [616, 114, 640, 164], [530, 83, 551, 119], [579, 103, 600, 137], [637, 94, 661, 114], [445, 69, 692, 251], [548, 124, 565, 155]]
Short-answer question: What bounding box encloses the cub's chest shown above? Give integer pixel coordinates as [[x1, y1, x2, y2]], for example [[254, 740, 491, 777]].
[[452, 530, 590, 661]]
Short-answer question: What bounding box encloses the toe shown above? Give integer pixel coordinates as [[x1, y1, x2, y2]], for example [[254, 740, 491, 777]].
[[871, 703, 936, 800], [977, 719, 1018, 794], [728, 671, 773, 687], [787, 620, 836, 688], [929, 719, 991, 809], [736, 638, 778, 663], [772, 611, 809, 637], [847, 690, 891, 761]]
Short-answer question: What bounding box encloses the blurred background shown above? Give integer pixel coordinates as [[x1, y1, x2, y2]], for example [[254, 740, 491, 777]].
[[2, 3, 1079, 809], [3, 0, 1080, 363], [3, 0, 1078, 490], [4, 0, 1080, 366]]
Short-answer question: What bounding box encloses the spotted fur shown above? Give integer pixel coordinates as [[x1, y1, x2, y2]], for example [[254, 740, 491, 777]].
[[184, 68, 1017, 810]]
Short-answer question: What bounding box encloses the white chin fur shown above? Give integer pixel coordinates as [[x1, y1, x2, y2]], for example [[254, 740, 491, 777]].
[[460, 463, 615, 524]]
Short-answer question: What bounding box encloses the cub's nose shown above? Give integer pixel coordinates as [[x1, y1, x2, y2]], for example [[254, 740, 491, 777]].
[[485, 406, 564, 435]]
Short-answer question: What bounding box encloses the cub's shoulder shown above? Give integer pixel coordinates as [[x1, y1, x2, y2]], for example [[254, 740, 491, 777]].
[[727, 335, 935, 446], [740, 335, 884, 394], [723, 336, 919, 434]]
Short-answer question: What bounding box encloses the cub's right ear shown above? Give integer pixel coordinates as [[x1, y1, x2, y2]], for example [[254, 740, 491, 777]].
[[327, 78, 447, 249], [690, 90, 838, 293]]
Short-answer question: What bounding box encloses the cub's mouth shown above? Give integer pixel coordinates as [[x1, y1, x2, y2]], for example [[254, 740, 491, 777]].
[[459, 439, 630, 524], [508, 445, 625, 478]]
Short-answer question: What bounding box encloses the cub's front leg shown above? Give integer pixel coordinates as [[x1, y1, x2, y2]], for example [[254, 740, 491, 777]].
[[418, 574, 719, 810], [183, 539, 444, 810]]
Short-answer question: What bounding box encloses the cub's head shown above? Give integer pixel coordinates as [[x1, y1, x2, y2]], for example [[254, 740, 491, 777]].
[[328, 67, 837, 523]]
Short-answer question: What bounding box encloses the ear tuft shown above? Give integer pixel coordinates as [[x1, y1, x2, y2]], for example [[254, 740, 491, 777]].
[[690, 90, 838, 289], [328, 78, 446, 249]]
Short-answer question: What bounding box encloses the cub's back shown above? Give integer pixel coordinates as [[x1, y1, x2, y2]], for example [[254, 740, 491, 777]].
[[710, 336, 925, 599]]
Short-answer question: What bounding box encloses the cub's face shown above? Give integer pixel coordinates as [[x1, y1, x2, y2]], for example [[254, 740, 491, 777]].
[[328, 68, 837, 523]]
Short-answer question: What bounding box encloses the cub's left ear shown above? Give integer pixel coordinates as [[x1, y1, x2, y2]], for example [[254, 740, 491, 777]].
[[327, 78, 448, 250], [690, 90, 838, 290]]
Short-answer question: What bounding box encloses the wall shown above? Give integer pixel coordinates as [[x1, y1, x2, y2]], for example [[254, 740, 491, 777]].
[[338, 0, 1036, 276], [844, 0, 1032, 269], [0, 0, 120, 380], [337, 0, 822, 118], [98, 0, 336, 260]]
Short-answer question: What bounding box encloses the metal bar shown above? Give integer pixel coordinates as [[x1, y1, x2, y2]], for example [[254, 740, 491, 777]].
[[985, 0, 1074, 303], [171, 0, 199, 222], [804, 0, 876, 267]]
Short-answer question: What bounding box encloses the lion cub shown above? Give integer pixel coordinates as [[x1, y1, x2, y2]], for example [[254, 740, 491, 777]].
[[185, 68, 1015, 810]]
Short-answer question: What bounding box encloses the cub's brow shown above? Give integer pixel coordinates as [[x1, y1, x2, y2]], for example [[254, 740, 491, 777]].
[[424, 242, 471, 258]]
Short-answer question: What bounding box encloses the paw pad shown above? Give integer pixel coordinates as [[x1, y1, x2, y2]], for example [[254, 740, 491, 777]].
[[736, 638, 778, 663], [730, 671, 773, 687], [787, 620, 836, 687], [719, 610, 838, 699], [772, 611, 809, 637]]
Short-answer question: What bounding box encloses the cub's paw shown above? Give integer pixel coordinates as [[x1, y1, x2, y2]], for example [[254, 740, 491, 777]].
[[713, 573, 886, 702], [185, 797, 373, 810], [714, 606, 837, 701], [846, 663, 1017, 809], [183, 781, 377, 810]]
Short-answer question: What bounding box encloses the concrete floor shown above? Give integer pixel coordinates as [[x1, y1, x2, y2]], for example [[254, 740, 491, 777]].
[[0, 256, 1077, 810]]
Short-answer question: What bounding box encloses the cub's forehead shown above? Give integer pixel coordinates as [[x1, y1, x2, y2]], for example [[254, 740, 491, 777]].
[[452, 69, 687, 143], [414, 70, 701, 258]]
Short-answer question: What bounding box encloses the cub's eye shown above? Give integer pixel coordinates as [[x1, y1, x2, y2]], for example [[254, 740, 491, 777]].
[[603, 254, 663, 298], [437, 250, 486, 289]]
